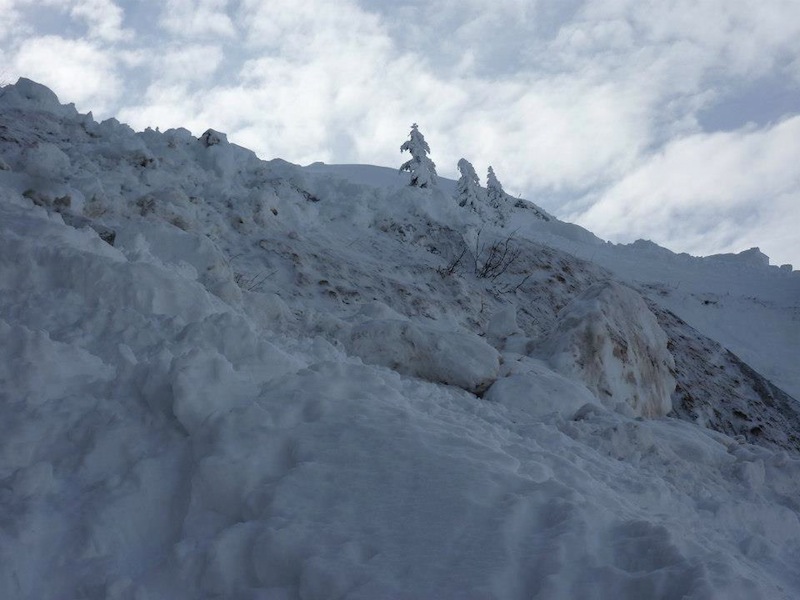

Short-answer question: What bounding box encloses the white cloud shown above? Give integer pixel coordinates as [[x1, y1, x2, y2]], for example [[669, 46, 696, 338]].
[[138, 0, 649, 191], [70, 0, 132, 42], [117, 83, 203, 132], [123, 0, 409, 162], [159, 0, 236, 39], [0, 0, 22, 42], [158, 44, 224, 83], [571, 117, 800, 266], [4, 0, 131, 41]]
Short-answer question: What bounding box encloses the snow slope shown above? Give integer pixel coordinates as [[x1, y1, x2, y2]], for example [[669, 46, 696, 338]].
[[1, 78, 800, 599], [310, 163, 800, 405]]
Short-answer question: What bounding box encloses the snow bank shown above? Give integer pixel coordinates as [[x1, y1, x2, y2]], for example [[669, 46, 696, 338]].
[[541, 282, 676, 417], [346, 318, 500, 393]]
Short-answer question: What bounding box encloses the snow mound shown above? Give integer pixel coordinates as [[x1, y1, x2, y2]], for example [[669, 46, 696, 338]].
[[346, 318, 500, 393], [485, 356, 600, 418], [22, 142, 72, 180], [115, 222, 241, 304], [542, 282, 676, 417], [0, 78, 78, 117]]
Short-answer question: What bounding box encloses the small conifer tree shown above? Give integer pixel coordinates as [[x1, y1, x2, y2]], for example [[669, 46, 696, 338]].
[[400, 124, 437, 188], [486, 166, 505, 208], [456, 158, 481, 211]]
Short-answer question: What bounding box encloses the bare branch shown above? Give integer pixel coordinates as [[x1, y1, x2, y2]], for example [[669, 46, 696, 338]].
[[475, 230, 523, 280], [234, 270, 275, 292], [437, 246, 468, 278]]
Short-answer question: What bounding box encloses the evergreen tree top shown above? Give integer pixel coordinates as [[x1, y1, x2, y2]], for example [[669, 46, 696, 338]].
[[487, 166, 504, 192], [399, 123, 437, 188]]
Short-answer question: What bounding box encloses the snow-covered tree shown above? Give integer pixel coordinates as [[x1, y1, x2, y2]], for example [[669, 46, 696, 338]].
[[400, 123, 437, 188], [456, 158, 481, 211], [486, 166, 505, 208]]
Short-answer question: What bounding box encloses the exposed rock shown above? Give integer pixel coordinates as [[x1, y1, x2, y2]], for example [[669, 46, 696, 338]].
[[653, 304, 800, 451]]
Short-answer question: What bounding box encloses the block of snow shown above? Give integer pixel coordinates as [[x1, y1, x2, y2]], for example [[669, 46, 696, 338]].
[[22, 143, 71, 180], [115, 223, 241, 304], [540, 282, 676, 417], [487, 305, 523, 341], [0, 320, 115, 407], [169, 348, 255, 435], [346, 319, 499, 394], [484, 357, 599, 419]]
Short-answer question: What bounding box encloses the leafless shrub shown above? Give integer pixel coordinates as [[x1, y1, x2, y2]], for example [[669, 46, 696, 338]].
[[497, 272, 534, 294], [436, 247, 468, 278], [474, 229, 522, 280], [435, 228, 532, 295]]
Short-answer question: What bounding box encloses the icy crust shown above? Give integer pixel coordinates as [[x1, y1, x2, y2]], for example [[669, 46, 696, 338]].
[[2, 79, 800, 599], [540, 282, 676, 417]]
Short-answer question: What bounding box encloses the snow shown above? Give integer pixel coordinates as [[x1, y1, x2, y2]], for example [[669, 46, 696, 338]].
[[346, 317, 500, 394], [1, 78, 800, 599], [539, 282, 676, 418], [399, 123, 437, 189], [484, 356, 599, 419]]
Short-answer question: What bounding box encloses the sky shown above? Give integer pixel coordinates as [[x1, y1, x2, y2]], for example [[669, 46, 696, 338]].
[[2, 0, 799, 267]]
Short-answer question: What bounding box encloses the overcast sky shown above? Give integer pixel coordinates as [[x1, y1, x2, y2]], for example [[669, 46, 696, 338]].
[[2, 0, 799, 267]]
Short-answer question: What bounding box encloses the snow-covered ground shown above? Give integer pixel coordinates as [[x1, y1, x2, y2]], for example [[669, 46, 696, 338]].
[[1, 78, 799, 599]]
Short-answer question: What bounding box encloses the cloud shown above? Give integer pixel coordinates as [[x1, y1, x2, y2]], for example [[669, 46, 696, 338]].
[[0, 0, 22, 43], [3, 0, 800, 265], [70, 0, 132, 42], [3, 0, 132, 41], [123, 0, 417, 163], [127, 0, 652, 191], [157, 44, 224, 83], [570, 116, 800, 266], [159, 0, 236, 39]]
